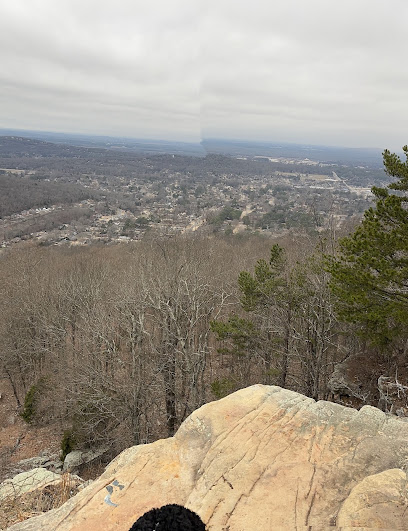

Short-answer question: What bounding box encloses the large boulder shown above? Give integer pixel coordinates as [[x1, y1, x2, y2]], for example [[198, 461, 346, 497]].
[[0, 468, 62, 501], [337, 468, 408, 528], [327, 356, 363, 401], [62, 446, 109, 473], [7, 385, 408, 530]]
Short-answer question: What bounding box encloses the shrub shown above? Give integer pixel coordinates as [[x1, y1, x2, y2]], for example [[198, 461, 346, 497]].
[[61, 430, 76, 461], [211, 378, 236, 399], [21, 383, 40, 423]]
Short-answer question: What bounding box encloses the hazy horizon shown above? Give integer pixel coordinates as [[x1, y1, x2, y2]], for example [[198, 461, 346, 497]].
[[1, 126, 391, 154]]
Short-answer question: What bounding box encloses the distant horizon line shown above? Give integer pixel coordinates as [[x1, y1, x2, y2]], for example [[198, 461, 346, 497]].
[[0, 127, 385, 153]]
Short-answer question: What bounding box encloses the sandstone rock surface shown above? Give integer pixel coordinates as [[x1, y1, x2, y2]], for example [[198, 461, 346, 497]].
[[337, 468, 408, 529], [8, 385, 408, 530]]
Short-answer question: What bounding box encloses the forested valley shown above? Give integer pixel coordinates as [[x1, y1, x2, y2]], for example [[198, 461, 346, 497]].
[[0, 233, 404, 460], [1, 141, 407, 473]]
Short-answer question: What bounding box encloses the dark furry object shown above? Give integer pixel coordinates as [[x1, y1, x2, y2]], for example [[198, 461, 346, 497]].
[[129, 504, 206, 530]]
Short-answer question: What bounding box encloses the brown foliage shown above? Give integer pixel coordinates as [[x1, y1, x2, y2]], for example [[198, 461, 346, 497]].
[[0, 473, 80, 529]]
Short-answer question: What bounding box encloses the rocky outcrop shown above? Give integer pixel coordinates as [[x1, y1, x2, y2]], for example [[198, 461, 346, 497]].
[[62, 446, 110, 474], [0, 468, 63, 501], [16, 451, 63, 474], [8, 385, 408, 530], [327, 356, 364, 402]]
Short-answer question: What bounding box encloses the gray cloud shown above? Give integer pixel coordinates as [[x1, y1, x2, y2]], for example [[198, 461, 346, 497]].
[[0, 0, 407, 148], [201, 0, 408, 149]]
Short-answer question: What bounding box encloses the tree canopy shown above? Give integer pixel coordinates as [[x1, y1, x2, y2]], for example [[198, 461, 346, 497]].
[[327, 146, 408, 345]]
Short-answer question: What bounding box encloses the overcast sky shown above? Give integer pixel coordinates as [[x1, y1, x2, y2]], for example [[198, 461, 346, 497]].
[[0, 0, 407, 149]]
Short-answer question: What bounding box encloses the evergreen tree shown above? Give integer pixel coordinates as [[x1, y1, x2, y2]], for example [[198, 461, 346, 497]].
[[211, 244, 291, 389], [212, 244, 338, 398], [327, 146, 408, 345], [237, 244, 294, 387]]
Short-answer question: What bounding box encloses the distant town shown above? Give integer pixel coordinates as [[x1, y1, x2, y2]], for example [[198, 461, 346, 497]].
[[0, 136, 386, 248]]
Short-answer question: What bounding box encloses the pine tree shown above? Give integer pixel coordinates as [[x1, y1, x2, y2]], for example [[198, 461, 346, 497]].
[[211, 244, 291, 389], [212, 244, 338, 398], [327, 146, 408, 345]]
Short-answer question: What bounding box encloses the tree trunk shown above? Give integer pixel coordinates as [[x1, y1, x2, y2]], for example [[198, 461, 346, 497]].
[[163, 353, 177, 436]]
